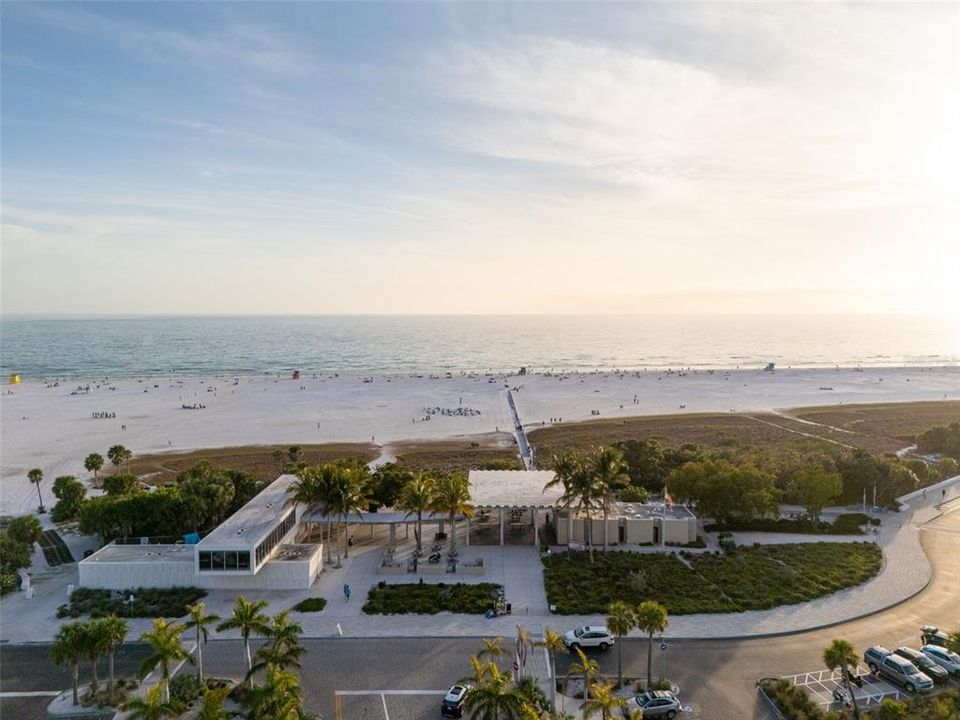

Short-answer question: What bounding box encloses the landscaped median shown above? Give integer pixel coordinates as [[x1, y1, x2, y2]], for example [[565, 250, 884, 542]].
[[362, 580, 503, 614], [543, 542, 882, 614]]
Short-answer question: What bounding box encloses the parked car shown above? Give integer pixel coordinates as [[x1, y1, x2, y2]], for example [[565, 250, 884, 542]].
[[895, 647, 950, 684], [863, 646, 933, 693], [921, 625, 949, 648], [921, 645, 960, 675], [631, 690, 682, 718], [440, 684, 470, 717], [564, 626, 615, 651]]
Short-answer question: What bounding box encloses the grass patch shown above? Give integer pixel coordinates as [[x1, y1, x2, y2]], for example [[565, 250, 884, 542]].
[[57, 586, 206, 618], [542, 542, 882, 615], [292, 597, 327, 613], [363, 581, 502, 615]]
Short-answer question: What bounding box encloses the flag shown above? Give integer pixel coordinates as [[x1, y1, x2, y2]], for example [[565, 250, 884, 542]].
[[664, 488, 673, 509]]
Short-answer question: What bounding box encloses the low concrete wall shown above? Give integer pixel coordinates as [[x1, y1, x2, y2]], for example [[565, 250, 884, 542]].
[[79, 560, 195, 590]]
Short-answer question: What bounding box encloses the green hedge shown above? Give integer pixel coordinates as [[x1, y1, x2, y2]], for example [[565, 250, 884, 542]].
[[542, 542, 882, 615], [292, 597, 327, 613], [759, 678, 826, 720], [363, 581, 502, 615], [57, 586, 206, 618], [705, 514, 873, 535]]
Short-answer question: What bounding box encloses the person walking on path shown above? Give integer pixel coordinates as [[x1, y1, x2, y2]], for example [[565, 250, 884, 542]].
[[343, 584, 351, 602]]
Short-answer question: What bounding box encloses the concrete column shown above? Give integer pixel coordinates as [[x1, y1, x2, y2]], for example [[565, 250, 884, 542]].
[[567, 510, 573, 543], [389, 523, 396, 550], [466, 517, 471, 547], [533, 508, 540, 549], [499, 507, 505, 546]]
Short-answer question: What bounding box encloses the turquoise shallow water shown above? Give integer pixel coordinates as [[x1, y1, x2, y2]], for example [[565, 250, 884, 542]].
[[1, 314, 957, 379]]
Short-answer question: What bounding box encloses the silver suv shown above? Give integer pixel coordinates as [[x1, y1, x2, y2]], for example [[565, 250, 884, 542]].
[[632, 690, 682, 718], [864, 646, 934, 693]]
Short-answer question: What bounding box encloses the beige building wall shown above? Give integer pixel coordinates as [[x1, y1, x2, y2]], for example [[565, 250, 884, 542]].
[[624, 518, 655, 544], [663, 518, 697, 544]]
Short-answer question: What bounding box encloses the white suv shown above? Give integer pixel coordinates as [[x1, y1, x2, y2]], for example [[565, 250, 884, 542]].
[[564, 626, 615, 651]]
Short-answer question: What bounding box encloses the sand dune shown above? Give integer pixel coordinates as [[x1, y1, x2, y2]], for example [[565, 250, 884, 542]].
[[2, 366, 957, 515]]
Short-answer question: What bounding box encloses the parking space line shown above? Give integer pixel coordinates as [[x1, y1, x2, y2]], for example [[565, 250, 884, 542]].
[[381, 693, 389, 720], [335, 690, 448, 695], [0, 691, 62, 697]]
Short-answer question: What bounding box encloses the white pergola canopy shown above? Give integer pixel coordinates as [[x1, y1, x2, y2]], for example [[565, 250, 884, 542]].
[[468, 470, 561, 508]]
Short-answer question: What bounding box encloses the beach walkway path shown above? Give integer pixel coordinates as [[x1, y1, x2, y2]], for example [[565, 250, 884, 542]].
[[506, 389, 535, 469]]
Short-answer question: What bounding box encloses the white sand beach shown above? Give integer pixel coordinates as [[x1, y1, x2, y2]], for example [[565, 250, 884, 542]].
[[2, 366, 958, 516]]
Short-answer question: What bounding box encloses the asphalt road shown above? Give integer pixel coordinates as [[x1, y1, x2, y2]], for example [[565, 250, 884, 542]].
[[2, 505, 957, 720]]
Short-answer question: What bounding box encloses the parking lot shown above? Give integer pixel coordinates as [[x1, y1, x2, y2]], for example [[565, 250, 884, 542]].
[[334, 690, 451, 720], [783, 664, 906, 710]]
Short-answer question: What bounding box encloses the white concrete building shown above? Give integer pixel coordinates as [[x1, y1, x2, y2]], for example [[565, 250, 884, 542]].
[[79, 474, 323, 590], [556, 501, 699, 547]]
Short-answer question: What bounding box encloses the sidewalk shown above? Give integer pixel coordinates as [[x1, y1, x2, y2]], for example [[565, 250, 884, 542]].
[[3, 480, 956, 644]]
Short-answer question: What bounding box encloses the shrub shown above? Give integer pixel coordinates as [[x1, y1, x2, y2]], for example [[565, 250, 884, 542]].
[[292, 597, 327, 613], [363, 582, 501, 615], [619, 486, 650, 503], [7, 515, 43, 546], [542, 543, 882, 615], [705, 516, 864, 535], [169, 674, 202, 704], [759, 678, 825, 720], [0, 570, 20, 595], [57, 586, 206, 618]]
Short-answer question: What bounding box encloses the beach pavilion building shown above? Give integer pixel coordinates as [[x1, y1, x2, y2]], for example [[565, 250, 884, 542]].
[[79, 474, 324, 590], [466, 470, 562, 548], [556, 501, 698, 547]]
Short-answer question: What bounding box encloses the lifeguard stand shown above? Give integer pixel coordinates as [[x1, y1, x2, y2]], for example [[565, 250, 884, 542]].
[[8, 374, 21, 385]]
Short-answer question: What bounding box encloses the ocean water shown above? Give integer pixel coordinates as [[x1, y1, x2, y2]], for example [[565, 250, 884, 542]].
[[0, 315, 957, 379]]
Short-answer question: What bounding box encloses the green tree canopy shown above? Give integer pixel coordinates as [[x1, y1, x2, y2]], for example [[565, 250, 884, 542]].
[[6, 515, 43, 546], [787, 467, 842, 525], [667, 458, 780, 523], [52, 476, 87, 522]]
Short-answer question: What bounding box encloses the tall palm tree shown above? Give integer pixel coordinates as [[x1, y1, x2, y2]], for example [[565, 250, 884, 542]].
[[245, 666, 303, 720], [514, 625, 535, 680], [27, 468, 45, 513], [121, 682, 185, 720], [462, 655, 495, 686], [607, 601, 636, 688], [581, 681, 628, 720], [107, 444, 132, 470], [82, 618, 111, 699], [326, 467, 370, 563], [184, 603, 220, 684], [537, 628, 567, 710], [51, 621, 86, 706], [138, 619, 191, 702], [591, 446, 630, 551], [823, 639, 862, 719], [216, 596, 270, 687], [431, 472, 474, 555], [636, 600, 669, 690], [545, 451, 599, 562], [84, 453, 104, 484], [462, 662, 525, 720], [96, 615, 128, 703], [566, 647, 599, 700], [286, 464, 339, 564], [398, 472, 436, 556], [247, 611, 306, 681]]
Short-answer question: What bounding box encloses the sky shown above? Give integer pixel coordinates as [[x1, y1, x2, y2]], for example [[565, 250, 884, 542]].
[[2, 2, 958, 315]]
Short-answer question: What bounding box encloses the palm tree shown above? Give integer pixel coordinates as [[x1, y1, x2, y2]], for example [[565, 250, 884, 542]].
[[537, 628, 567, 710], [591, 446, 630, 551], [607, 601, 636, 688], [247, 611, 306, 681], [286, 464, 339, 564], [51, 621, 86, 705], [478, 636, 508, 663], [326, 467, 370, 563], [216, 595, 270, 687], [84, 453, 105, 484], [514, 676, 548, 717], [947, 631, 960, 655], [636, 600, 669, 690], [28, 468, 45, 512], [462, 655, 495, 686], [566, 647, 599, 700], [823, 639, 862, 719], [138, 619, 191, 702], [514, 625, 535, 680], [581, 680, 628, 720], [545, 451, 599, 561], [398, 472, 436, 556], [245, 666, 303, 720], [107, 444, 132, 470], [431, 472, 474, 555], [121, 682, 185, 720], [82, 618, 108, 699], [184, 603, 220, 684], [96, 615, 128, 703], [462, 662, 525, 720], [195, 686, 231, 720]]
